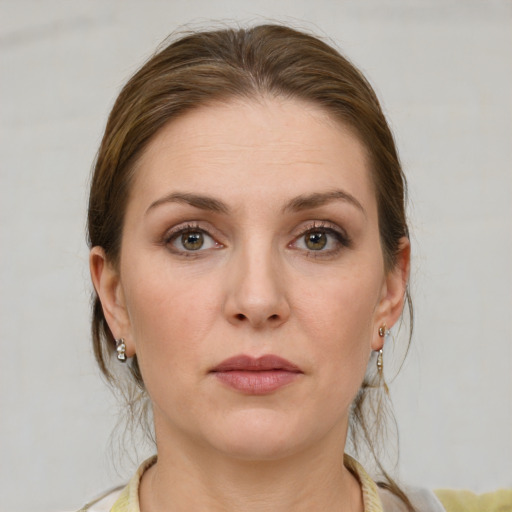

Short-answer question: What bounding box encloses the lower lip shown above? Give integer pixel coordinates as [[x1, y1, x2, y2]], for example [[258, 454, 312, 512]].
[[213, 370, 301, 394]]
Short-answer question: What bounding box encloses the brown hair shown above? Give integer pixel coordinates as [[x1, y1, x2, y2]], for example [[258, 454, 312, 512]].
[[88, 24, 413, 509]]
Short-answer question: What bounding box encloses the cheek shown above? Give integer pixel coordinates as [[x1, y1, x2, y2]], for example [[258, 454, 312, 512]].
[[296, 268, 380, 336], [121, 269, 225, 426], [122, 261, 222, 372], [292, 266, 382, 385]]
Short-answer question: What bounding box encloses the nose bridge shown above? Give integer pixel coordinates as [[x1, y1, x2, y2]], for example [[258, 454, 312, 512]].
[[225, 233, 289, 327]]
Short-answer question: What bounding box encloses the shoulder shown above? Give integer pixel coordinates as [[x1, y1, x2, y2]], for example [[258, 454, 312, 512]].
[[434, 488, 512, 512], [379, 486, 512, 512], [75, 456, 156, 512], [378, 486, 446, 512], [344, 455, 446, 512], [75, 486, 124, 512]]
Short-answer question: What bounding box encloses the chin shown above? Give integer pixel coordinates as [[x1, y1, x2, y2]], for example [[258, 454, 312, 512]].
[[203, 409, 322, 462]]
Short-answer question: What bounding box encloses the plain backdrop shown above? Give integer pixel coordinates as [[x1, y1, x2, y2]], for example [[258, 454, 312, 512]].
[[0, 1, 511, 511]]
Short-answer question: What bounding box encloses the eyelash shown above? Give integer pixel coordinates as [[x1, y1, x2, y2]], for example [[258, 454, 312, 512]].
[[291, 221, 351, 257], [162, 221, 351, 257], [162, 223, 220, 256]]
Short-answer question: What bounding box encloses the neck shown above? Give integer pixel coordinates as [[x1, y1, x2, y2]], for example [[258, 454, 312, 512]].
[[139, 426, 363, 512]]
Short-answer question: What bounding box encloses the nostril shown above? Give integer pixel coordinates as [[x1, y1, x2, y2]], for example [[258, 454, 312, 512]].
[[269, 314, 279, 321], [235, 313, 246, 321]]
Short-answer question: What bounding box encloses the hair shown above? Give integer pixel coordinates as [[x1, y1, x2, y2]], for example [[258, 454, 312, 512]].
[[88, 23, 413, 510]]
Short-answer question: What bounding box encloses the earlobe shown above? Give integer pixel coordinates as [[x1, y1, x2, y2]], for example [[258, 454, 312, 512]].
[[372, 237, 411, 351], [89, 247, 134, 356]]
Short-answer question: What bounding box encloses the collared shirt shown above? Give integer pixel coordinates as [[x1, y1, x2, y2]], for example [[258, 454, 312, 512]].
[[81, 454, 386, 512], [78, 455, 512, 512]]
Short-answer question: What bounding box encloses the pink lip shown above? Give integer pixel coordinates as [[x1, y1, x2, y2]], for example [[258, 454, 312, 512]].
[[210, 354, 303, 395]]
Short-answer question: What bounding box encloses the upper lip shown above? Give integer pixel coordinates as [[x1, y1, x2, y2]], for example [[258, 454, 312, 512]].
[[211, 354, 303, 373]]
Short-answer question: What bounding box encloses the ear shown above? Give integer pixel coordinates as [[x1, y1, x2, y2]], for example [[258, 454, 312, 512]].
[[89, 247, 135, 357], [372, 237, 411, 351]]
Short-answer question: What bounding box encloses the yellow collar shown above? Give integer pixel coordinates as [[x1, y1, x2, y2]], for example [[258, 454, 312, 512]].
[[111, 454, 383, 512]]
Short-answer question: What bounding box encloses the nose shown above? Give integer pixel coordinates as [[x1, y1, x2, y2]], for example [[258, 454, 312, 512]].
[[223, 245, 290, 329]]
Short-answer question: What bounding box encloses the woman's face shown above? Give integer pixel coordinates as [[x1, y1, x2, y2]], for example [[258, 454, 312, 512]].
[[92, 97, 408, 461]]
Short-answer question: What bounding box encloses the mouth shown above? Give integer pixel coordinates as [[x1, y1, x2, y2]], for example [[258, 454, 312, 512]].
[[211, 354, 302, 373], [210, 354, 303, 395]]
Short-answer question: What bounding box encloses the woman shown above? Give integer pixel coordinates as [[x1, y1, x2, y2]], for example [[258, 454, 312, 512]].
[[83, 24, 508, 512]]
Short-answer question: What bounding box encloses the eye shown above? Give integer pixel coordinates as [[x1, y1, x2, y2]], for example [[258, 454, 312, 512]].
[[304, 231, 328, 251], [166, 226, 220, 253], [179, 231, 207, 251], [292, 223, 350, 254]]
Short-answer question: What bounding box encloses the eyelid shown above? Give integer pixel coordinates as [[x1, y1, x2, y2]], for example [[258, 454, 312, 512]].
[[162, 222, 223, 252], [290, 221, 352, 253], [294, 220, 349, 239], [159, 220, 350, 255]]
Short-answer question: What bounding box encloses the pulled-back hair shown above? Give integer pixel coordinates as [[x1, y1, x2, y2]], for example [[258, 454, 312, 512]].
[[88, 24, 413, 510]]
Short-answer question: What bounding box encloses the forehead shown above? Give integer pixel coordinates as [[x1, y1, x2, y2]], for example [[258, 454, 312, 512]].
[[130, 96, 375, 215]]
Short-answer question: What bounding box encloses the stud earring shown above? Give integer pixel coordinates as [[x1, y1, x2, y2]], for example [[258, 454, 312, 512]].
[[115, 338, 127, 363], [378, 324, 390, 338]]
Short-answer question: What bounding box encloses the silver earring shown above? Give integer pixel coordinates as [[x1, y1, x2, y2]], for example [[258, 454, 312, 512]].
[[376, 349, 384, 373], [115, 338, 127, 363], [377, 325, 389, 373], [378, 325, 390, 338]]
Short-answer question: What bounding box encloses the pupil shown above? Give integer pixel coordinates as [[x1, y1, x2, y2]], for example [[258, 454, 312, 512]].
[[182, 232, 203, 250], [306, 232, 327, 250]]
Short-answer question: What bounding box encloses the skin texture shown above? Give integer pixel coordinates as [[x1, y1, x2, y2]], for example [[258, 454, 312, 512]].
[[90, 97, 410, 512]]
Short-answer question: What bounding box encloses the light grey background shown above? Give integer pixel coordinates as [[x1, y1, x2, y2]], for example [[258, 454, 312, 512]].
[[1, 1, 511, 511]]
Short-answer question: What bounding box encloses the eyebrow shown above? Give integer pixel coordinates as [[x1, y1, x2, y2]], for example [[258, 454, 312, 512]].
[[146, 192, 230, 215], [282, 189, 366, 217], [146, 189, 365, 217]]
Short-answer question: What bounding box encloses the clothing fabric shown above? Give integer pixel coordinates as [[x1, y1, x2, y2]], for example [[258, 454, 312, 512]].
[[77, 455, 511, 512], [435, 488, 512, 511]]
